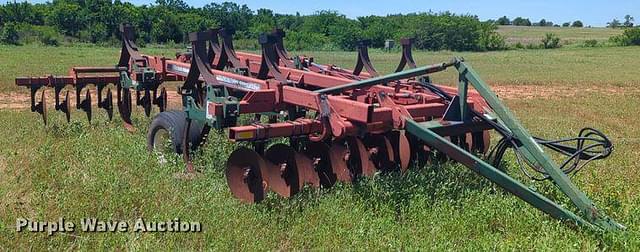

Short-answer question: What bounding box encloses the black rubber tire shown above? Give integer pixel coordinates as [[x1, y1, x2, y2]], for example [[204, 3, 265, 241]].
[[147, 111, 204, 154]]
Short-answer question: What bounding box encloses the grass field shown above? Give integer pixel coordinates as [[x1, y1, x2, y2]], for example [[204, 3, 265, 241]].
[[497, 26, 623, 46], [1, 43, 640, 250]]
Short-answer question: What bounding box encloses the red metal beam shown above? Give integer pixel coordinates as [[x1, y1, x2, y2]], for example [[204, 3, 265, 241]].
[[228, 119, 322, 141]]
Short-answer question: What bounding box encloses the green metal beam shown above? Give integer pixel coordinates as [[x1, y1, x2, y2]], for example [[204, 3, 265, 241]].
[[405, 119, 592, 228], [452, 60, 623, 230], [315, 59, 457, 94]]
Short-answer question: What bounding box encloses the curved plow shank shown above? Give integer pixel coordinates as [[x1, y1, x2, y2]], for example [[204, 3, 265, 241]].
[[76, 88, 92, 122], [29, 87, 48, 125], [57, 90, 72, 123], [15, 24, 173, 128]]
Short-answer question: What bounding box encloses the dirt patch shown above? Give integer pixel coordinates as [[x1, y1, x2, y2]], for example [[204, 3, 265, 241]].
[[0, 92, 31, 109], [491, 85, 640, 100]]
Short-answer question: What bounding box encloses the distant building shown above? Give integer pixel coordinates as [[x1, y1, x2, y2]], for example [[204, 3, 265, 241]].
[[384, 39, 395, 51]]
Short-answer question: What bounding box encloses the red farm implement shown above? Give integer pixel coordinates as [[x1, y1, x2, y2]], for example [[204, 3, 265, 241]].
[[15, 24, 624, 231]]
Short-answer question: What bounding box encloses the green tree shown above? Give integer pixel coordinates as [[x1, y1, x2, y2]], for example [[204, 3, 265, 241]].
[[2, 2, 46, 25], [571, 20, 583, 27], [46, 0, 85, 36], [358, 15, 396, 47], [275, 12, 303, 31], [150, 7, 182, 43], [0, 22, 20, 45], [155, 0, 189, 12], [202, 2, 252, 36], [249, 8, 276, 36], [478, 22, 505, 51], [512, 17, 531, 26], [496, 16, 510, 25], [562, 22, 570, 27], [297, 10, 362, 50], [624, 15, 634, 27], [608, 18, 621, 28], [538, 19, 547, 26], [178, 12, 216, 41], [84, 22, 108, 43]]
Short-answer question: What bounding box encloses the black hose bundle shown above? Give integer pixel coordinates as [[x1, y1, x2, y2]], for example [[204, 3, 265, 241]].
[[419, 81, 614, 181], [487, 127, 613, 181]]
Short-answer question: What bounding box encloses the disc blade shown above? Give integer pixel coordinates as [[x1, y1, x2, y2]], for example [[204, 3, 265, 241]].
[[465, 133, 473, 151], [398, 131, 411, 173], [482, 130, 491, 154], [349, 137, 376, 177], [225, 147, 268, 203], [302, 142, 336, 188], [386, 131, 412, 172], [294, 151, 319, 188], [263, 143, 300, 198], [328, 140, 353, 183], [363, 134, 395, 172]]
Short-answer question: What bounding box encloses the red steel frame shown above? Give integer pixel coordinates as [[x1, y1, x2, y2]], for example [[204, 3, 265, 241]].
[[15, 26, 489, 147]]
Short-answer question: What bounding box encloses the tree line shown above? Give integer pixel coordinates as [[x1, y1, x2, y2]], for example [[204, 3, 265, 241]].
[[0, 0, 506, 51], [607, 15, 635, 28], [495, 16, 584, 27], [495, 15, 637, 29], [1, 1, 637, 50]]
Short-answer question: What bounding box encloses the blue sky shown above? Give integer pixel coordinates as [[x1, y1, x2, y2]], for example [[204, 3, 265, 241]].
[[26, 0, 640, 27]]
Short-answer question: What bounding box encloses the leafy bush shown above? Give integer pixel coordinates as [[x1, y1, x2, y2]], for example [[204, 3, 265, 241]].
[[40, 33, 60, 46], [513, 42, 524, 49], [409, 12, 494, 51], [583, 39, 598, 47], [0, 22, 20, 45], [233, 38, 260, 50], [478, 22, 506, 51], [524, 43, 544, 49], [283, 30, 332, 51], [610, 27, 640, 46], [81, 23, 108, 43], [541, 33, 561, 49], [15, 24, 62, 46]]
